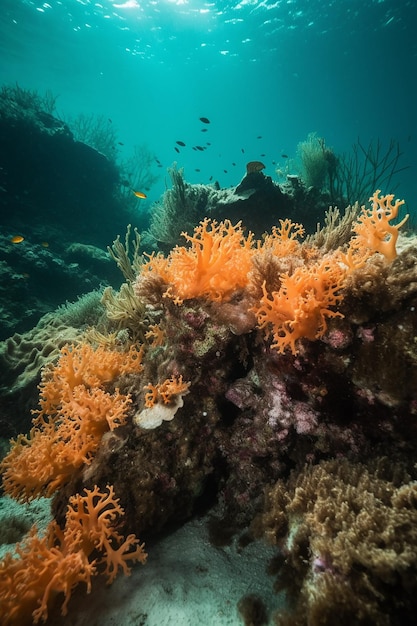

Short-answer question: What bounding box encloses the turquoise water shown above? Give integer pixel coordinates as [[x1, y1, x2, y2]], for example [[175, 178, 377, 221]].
[[0, 0, 415, 206]]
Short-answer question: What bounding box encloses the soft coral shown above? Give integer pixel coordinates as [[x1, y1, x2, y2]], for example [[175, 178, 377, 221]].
[[0, 485, 146, 625], [254, 254, 347, 354], [138, 218, 255, 303], [1, 343, 143, 501]]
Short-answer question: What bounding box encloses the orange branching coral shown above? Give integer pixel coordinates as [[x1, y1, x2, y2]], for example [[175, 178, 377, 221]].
[[144, 375, 191, 407], [352, 189, 408, 262], [261, 218, 305, 257], [1, 388, 131, 501], [139, 218, 255, 303], [135, 376, 191, 429], [1, 343, 143, 501], [254, 254, 348, 354], [144, 323, 166, 347], [37, 343, 143, 416], [0, 485, 146, 626]]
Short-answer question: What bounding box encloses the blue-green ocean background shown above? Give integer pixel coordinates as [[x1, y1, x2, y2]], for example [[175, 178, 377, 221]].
[[0, 0, 416, 210]]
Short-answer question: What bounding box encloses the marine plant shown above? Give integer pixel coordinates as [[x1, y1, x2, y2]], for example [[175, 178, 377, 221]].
[[332, 138, 408, 205], [67, 112, 119, 162], [0, 83, 57, 116], [296, 132, 330, 190], [294, 133, 408, 207], [146, 165, 209, 248]]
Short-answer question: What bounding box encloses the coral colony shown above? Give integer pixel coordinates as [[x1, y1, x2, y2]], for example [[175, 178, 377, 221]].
[[1, 190, 417, 625]]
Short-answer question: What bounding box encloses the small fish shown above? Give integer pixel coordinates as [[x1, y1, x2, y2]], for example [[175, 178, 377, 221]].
[[176, 141, 186, 146], [10, 235, 24, 244], [174, 147, 180, 153], [201, 128, 208, 132], [281, 154, 288, 159], [118, 142, 124, 146], [155, 157, 161, 164], [257, 135, 262, 139], [241, 148, 245, 153], [132, 190, 147, 199], [232, 162, 236, 166], [209, 176, 213, 181], [224, 169, 228, 173], [260, 153, 266, 156], [196, 146, 205, 151], [206, 142, 211, 146], [192, 146, 197, 151], [199, 117, 210, 124], [157, 164, 163, 168], [41, 241, 49, 248], [195, 168, 201, 172]]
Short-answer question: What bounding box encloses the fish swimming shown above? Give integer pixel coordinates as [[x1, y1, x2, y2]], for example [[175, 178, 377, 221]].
[[132, 190, 147, 199], [10, 235, 24, 244], [174, 147, 180, 153], [199, 117, 210, 124], [176, 141, 186, 146]]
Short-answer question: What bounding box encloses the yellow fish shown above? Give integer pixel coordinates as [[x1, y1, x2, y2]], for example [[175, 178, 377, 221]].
[[132, 190, 147, 199], [10, 235, 24, 244]]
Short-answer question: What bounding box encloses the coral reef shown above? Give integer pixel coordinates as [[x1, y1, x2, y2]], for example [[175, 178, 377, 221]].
[[1, 189, 416, 624]]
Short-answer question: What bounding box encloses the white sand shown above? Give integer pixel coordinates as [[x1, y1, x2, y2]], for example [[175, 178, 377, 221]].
[[49, 513, 283, 626]]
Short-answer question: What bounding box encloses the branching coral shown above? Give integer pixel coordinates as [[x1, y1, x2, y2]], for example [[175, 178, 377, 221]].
[[0, 485, 146, 626], [134, 376, 191, 430], [138, 218, 255, 303], [134, 192, 408, 355], [1, 343, 144, 500], [253, 254, 347, 354], [352, 189, 408, 262], [144, 375, 191, 407]]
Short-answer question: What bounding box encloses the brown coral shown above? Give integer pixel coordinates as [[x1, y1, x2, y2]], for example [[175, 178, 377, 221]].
[[255, 458, 417, 625]]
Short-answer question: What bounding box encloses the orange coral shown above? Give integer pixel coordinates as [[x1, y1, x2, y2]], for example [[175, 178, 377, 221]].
[[144, 323, 166, 347], [1, 343, 143, 501], [352, 190, 408, 262], [37, 343, 143, 416], [144, 375, 191, 407], [140, 218, 255, 303], [0, 485, 146, 626], [254, 254, 348, 354], [261, 218, 305, 257]]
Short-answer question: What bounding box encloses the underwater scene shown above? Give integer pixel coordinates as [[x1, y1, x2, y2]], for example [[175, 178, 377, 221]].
[[0, 0, 416, 624]]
